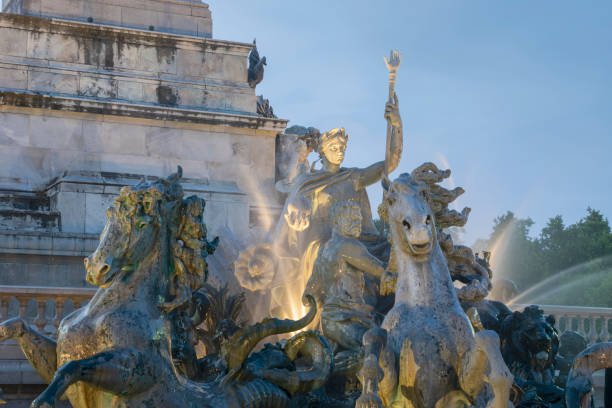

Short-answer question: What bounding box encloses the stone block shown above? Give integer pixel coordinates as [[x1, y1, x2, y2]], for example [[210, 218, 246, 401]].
[[227, 91, 256, 113], [27, 32, 80, 63], [120, 6, 157, 30], [117, 80, 143, 101], [202, 52, 223, 79], [85, 192, 115, 233], [29, 115, 83, 150], [176, 85, 203, 107], [82, 121, 146, 155], [222, 53, 248, 84], [191, 5, 211, 18], [28, 70, 79, 94], [0, 145, 48, 185], [20, 360, 44, 384], [197, 19, 212, 38], [52, 191, 85, 233], [175, 49, 206, 78], [0, 27, 28, 57], [139, 45, 176, 75], [141, 82, 158, 104], [0, 112, 29, 146], [81, 2, 122, 25], [113, 42, 141, 71], [96, 152, 166, 176], [39, 0, 85, 18], [22, 0, 42, 15], [78, 75, 118, 99], [225, 200, 249, 239], [145, 127, 181, 158], [181, 130, 233, 163], [203, 199, 226, 237], [0, 66, 27, 89], [160, 11, 197, 36]]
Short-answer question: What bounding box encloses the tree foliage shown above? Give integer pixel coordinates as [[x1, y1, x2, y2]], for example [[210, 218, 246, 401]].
[[485, 208, 612, 307]]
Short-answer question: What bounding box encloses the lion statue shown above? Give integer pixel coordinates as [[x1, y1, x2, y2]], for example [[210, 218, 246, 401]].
[[500, 305, 564, 407]]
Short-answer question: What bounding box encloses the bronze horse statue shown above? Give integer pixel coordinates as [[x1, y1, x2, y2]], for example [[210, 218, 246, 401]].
[[358, 164, 513, 408], [0, 168, 332, 408]]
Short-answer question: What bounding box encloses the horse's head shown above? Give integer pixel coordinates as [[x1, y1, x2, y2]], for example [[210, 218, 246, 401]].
[[379, 163, 471, 263], [85, 187, 162, 287], [84, 168, 197, 289], [382, 173, 436, 261]]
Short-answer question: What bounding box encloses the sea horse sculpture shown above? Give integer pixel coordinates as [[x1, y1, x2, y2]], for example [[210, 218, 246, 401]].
[[358, 163, 513, 408], [0, 167, 331, 408]]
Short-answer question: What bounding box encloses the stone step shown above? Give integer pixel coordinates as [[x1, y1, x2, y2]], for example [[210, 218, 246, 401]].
[[0, 209, 60, 232], [0, 194, 50, 212]]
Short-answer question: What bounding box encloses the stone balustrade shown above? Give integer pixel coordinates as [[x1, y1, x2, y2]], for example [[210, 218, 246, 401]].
[[511, 303, 612, 345], [0, 285, 97, 335]]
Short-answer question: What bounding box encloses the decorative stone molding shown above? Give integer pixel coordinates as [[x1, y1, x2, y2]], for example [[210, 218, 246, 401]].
[[2, 0, 212, 37]]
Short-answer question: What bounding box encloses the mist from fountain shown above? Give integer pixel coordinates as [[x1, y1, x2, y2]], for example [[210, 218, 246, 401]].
[[506, 254, 612, 306]]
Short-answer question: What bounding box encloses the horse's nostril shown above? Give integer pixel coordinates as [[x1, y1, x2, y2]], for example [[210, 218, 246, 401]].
[[402, 220, 411, 230], [99, 264, 110, 275], [83, 258, 89, 267]]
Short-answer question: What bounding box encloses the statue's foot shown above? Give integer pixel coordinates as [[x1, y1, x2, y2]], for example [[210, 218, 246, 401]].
[[30, 399, 53, 408], [355, 392, 384, 408]]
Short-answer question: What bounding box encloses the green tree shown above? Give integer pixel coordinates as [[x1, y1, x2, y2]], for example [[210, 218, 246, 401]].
[[487, 208, 612, 307]]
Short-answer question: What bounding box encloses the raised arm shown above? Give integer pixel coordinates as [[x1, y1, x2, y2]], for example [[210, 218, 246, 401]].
[[341, 240, 385, 279], [356, 93, 403, 188]]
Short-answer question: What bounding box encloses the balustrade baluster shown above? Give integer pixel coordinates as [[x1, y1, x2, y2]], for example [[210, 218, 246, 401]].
[[0, 297, 6, 321], [602, 317, 611, 342], [53, 297, 65, 330], [559, 314, 568, 333], [17, 295, 29, 323], [586, 316, 597, 345], [34, 297, 47, 331], [576, 315, 585, 338]]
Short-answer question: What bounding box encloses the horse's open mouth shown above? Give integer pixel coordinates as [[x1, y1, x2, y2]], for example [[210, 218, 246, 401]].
[[87, 266, 120, 287], [409, 241, 433, 254]]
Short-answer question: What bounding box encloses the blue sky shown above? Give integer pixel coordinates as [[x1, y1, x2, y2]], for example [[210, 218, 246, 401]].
[[212, 1, 612, 244]]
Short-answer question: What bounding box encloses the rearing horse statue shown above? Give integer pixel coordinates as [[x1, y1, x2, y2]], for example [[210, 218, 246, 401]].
[[358, 163, 513, 408], [0, 167, 331, 408]]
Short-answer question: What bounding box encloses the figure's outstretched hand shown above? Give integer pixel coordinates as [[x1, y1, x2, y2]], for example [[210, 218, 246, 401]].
[[284, 200, 311, 232], [384, 92, 401, 129], [384, 50, 401, 75]]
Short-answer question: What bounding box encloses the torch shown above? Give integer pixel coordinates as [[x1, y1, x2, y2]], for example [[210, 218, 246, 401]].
[[384, 50, 401, 178]]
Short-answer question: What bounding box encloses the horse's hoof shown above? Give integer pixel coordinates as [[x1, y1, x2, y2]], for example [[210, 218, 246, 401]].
[[31, 398, 53, 408]]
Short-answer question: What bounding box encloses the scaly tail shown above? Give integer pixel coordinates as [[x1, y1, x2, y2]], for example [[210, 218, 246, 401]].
[[221, 295, 317, 370], [232, 378, 289, 408]]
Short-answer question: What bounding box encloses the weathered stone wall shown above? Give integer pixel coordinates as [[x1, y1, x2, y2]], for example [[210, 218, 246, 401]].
[[2, 0, 212, 37], [0, 107, 279, 214], [0, 3, 286, 400], [0, 14, 253, 112]]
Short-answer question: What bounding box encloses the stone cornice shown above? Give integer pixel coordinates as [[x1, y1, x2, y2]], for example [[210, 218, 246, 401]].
[[0, 89, 289, 131], [0, 13, 251, 55]]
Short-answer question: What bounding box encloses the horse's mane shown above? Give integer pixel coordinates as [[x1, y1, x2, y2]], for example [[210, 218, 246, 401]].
[[378, 163, 492, 300], [114, 167, 211, 297], [378, 162, 470, 229]]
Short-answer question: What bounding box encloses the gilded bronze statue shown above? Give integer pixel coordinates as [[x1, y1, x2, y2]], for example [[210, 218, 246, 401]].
[[0, 168, 332, 408], [236, 51, 403, 321], [306, 201, 386, 354]]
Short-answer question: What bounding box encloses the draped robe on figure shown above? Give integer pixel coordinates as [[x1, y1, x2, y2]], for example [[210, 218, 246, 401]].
[[267, 166, 389, 318]]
